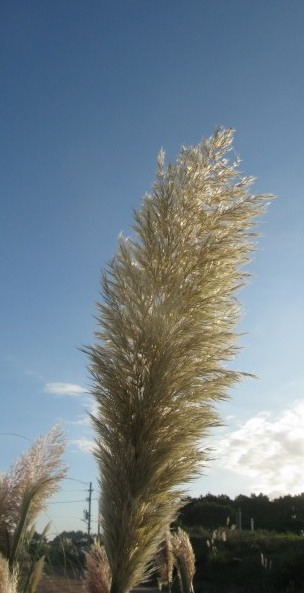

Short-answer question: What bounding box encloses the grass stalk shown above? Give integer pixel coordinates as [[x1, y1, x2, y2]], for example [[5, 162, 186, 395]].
[[86, 128, 271, 593]]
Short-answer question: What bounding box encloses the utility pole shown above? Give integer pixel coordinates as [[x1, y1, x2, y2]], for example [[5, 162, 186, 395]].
[[84, 482, 93, 537], [97, 494, 101, 539], [88, 481, 93, 537]]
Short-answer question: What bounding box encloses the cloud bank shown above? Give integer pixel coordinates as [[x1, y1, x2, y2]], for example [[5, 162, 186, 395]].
[[215, 400, 304, 497], [44, 382, 87, 397]]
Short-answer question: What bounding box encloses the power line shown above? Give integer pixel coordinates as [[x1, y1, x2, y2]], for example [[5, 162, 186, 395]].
[[48, 497, 99, 505], [57, 489, 89, 493], [65, 477, 91, 485], [48, 499, 87, 505], [0, 432, 32, 442]]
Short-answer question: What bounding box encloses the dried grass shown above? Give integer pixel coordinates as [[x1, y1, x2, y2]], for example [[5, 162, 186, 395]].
[[0, 556, 18, 593], [171, 529, 195, 593], [86, 128, 272, 593], [0, 425, 66, 591], [155, 532, 174, 590], [85, 542, 111, 593]]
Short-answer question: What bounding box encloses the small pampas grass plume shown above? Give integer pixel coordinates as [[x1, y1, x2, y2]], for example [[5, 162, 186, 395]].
[[155, 532, 174, 590], [0, 425, 66, 562], [86, 128, 272, 593], [0, 556, 18, 593], [25, 555, 45, 593], [171, 529, 195, 593], [16, 424, 66, 522], [86, 542, 112, 593]]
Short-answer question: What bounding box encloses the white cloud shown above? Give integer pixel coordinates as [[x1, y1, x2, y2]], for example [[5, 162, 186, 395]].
[[66, 414, 90, 426], [215, 400, 304, 498], [44, 382, 88, 397], [70, 438, 94, 454]]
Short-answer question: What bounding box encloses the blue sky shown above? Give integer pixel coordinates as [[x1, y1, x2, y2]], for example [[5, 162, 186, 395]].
[[1, 0, 304, 535]]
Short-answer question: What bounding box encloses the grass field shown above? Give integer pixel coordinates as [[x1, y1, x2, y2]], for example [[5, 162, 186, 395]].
[[36, 575, 87, 593], [36, 577, 159, 593]]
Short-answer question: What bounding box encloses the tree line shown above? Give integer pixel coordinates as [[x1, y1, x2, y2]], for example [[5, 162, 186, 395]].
[[179, 493, 304, 534]]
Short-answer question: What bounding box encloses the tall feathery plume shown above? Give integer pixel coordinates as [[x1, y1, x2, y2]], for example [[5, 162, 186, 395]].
[[86, 128, 271, 593]]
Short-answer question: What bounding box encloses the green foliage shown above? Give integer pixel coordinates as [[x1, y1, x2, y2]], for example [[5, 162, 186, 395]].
[[188, 528, 304, 592], [180, 498, 234, 530], [47, 531, 91, 577], [179, 493, 304, 533]]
